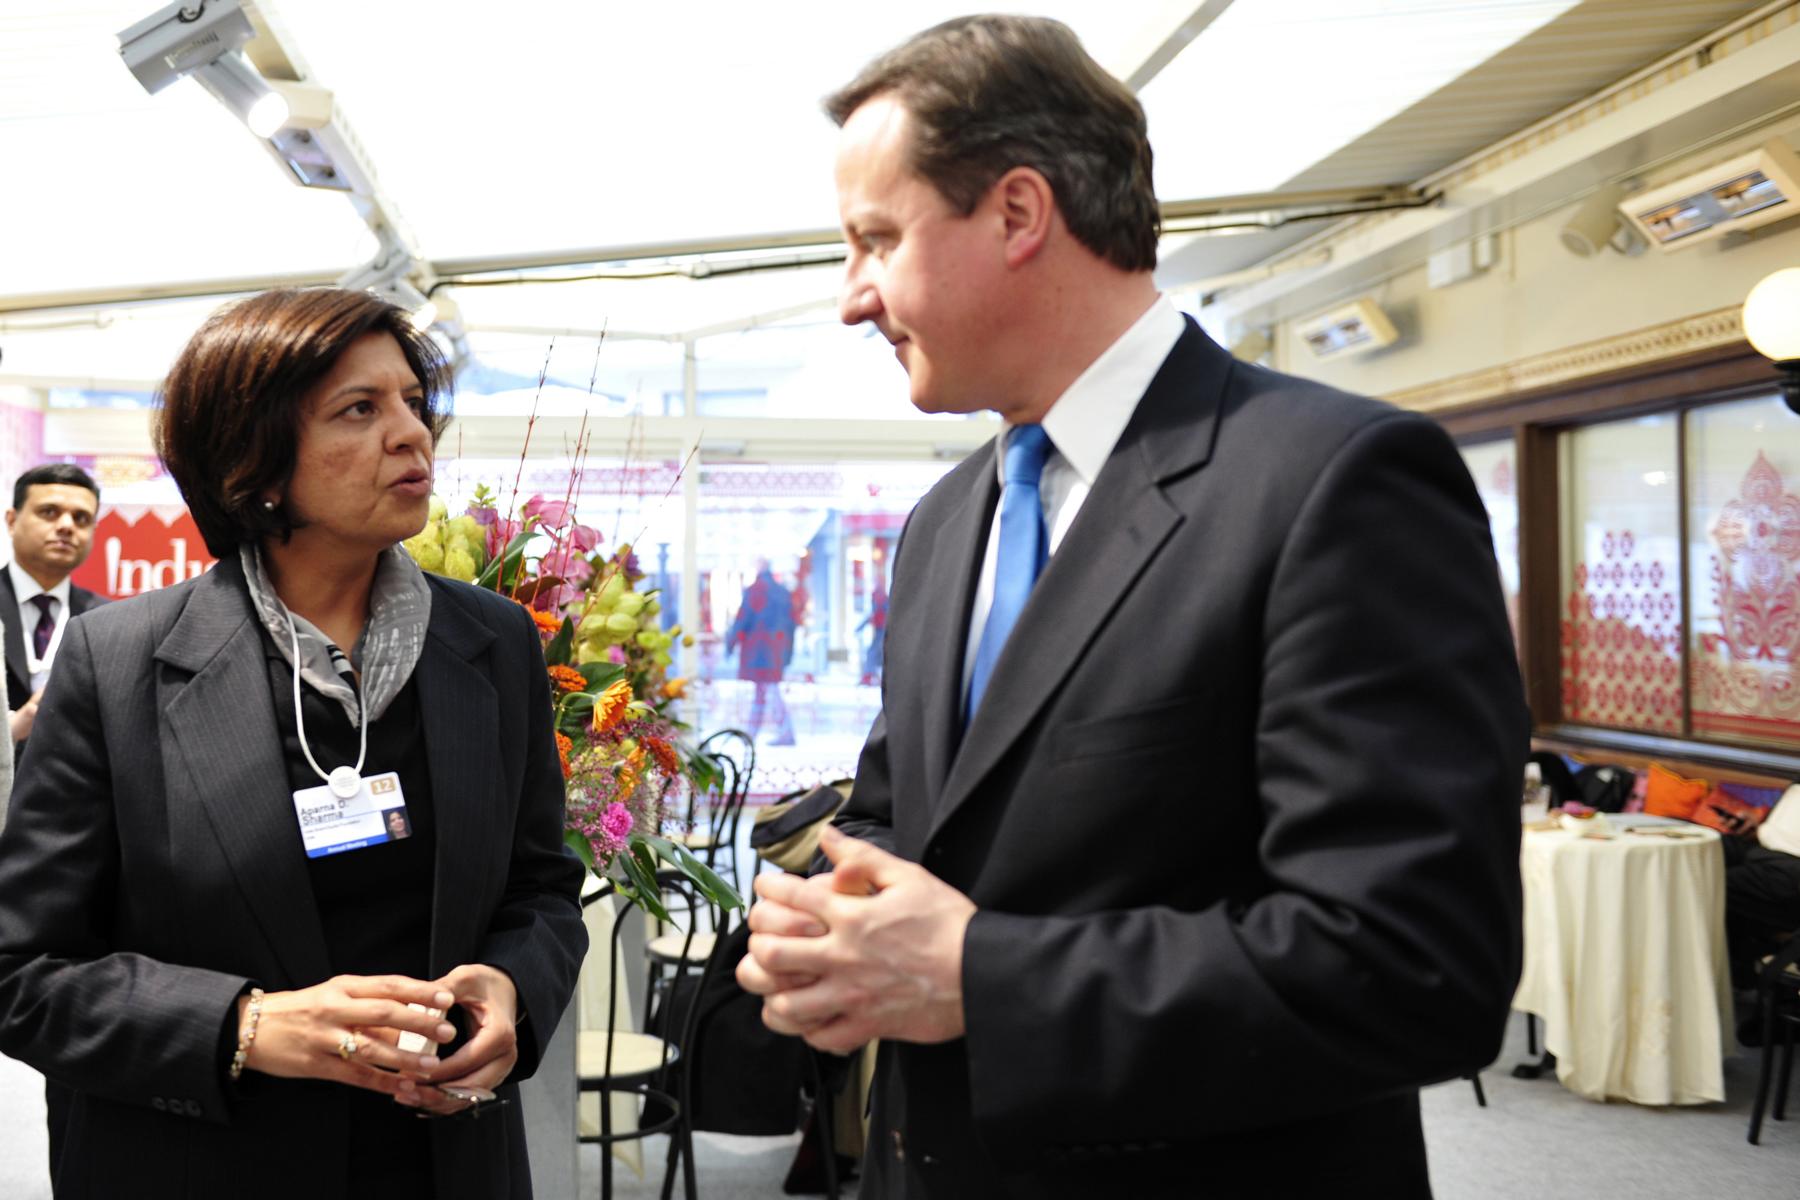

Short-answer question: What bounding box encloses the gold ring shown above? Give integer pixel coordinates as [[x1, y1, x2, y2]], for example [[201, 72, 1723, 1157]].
[[337, 1033, 360, 1061]]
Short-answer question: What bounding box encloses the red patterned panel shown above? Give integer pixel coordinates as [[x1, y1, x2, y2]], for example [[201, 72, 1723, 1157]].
[[1561, 529, 1682, 734], [1692, 452, 1800, 745]]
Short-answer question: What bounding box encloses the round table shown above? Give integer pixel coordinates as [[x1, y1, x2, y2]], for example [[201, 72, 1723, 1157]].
[[1512, 816, 1734, 1105]]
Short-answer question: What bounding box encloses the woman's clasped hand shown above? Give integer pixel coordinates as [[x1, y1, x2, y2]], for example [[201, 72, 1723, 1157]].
[[241, 966, 520, 1116]]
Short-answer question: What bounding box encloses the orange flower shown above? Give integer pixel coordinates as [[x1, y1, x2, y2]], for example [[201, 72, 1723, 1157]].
[[616, 762, 641, 797], [514, 597, 563, 636], [555, 732, 573, 778], [643, 735, 680, 777], [661, 676, 688, 701], [592, 678, 633, 734], [547, 664, 586, 694]]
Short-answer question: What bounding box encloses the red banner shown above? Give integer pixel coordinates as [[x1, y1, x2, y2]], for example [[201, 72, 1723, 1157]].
[[70, 507, 217, 600]]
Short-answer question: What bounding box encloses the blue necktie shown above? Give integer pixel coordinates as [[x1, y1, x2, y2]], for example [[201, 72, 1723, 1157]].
[[966, 424, 1053, 723]]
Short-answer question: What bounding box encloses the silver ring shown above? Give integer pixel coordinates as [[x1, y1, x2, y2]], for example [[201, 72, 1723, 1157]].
[[337, 1033, 361, 1061]]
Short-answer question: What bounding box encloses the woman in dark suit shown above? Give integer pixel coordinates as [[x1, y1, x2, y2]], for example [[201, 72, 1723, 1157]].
[[0, 288, 586, 1199]]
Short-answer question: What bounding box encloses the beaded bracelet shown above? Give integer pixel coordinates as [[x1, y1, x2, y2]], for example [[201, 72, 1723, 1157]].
[[229, 988, 265, 1083]]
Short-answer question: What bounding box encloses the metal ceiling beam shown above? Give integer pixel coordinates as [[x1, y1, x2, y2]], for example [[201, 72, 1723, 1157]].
[[1109, 0, 1237, 93], [0, 184, 1426, 317]]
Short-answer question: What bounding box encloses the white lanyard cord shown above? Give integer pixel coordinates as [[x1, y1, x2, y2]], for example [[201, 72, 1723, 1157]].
[[287, 612, 367, 786]]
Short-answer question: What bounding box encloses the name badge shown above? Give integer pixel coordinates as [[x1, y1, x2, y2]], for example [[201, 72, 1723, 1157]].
[[292, 771, 414, 858]]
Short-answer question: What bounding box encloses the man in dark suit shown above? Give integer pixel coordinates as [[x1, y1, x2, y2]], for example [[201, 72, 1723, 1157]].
[[5, 463, 105, 756], [3, 462, 104, 1177], [739, 16, 1526, 1198]]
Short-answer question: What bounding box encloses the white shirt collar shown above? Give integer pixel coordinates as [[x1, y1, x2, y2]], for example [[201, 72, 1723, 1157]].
[[7, 560, 71, 610], [995, 297, 1187, 484]]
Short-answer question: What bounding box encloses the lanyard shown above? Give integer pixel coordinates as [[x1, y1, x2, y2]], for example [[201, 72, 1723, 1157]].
[[287, 612, 367, 800]]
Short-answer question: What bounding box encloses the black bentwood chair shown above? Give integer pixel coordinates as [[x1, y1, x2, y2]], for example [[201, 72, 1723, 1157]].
[[579, 872, 729, 1200], [678, 728, 756, 895], [1747, 930, 1800, 1145]]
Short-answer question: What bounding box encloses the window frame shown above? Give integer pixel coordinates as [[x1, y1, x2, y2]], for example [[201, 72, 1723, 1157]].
[[1440, 342, 1800, 778]]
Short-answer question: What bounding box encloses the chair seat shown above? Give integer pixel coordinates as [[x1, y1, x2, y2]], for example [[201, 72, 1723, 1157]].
[[648, 930, 716, 964], [669, 829, 716, 850], [578, 1029, 677, 1084]]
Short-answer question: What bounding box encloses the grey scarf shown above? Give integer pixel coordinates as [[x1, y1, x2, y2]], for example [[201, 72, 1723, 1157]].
[[239, 544, 432, 726]]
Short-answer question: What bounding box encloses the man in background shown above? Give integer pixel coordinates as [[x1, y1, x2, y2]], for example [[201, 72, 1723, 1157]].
[[2, 462, 105, 1179], [738, 16, 1525, 1198], [5, 463, 105, 756]]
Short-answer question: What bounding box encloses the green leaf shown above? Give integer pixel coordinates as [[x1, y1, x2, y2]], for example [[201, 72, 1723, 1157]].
[[475, 521, 539, 590], [577, 661, 627, 691], [670, 842, 744, 911], [562, 828, 597, 873], [544, 617, 575, 665], [642, 835, 742, 912], [557, 697, 594, 737], [618, 841, 672, 923]]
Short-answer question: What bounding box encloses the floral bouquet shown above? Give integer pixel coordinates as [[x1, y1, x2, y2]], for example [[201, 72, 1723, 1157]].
[[403, 486, 739, 921]]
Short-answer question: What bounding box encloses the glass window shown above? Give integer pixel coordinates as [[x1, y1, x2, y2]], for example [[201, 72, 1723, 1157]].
[[457, 334, 686, 416], [691, 459, 957, 796], [693, 317, 988, 422], [1686, 393, 1800, 750], [1460, 438, 1520, 646], [1558, 415, 1683, 735]]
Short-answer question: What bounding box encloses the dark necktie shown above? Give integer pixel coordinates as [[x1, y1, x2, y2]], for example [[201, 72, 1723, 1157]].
[[966, 424, 1053, 723], [30, 594, 57, 659]]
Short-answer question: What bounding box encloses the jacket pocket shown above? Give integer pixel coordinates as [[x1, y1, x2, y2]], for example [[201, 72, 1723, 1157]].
[[1051, 692, 1210, 764]]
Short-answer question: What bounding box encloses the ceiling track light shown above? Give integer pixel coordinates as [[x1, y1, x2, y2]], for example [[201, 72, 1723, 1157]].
[[119, 1, 340, 180], [190, 50, 286, 138]]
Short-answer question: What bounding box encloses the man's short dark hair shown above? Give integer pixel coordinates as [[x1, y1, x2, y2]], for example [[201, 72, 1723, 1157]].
[[12, 463, 99, 513], [154, 288, 452, 557], [825, 14, 1160, 273]]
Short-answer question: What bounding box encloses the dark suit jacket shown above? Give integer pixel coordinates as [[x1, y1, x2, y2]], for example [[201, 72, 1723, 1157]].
[[834, 321, 1527, 1199], [0, 558, 587, 1199], [2, 566, 106, 758]]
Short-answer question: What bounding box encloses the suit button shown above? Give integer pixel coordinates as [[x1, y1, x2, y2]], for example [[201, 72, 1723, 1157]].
[[150, 1097, 166, 1112], [185, 1100, 203, 1117], [921, 1154, 939, 1167]]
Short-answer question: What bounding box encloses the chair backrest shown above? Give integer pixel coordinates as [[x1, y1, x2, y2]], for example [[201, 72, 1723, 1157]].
[[696, 728, 756, 869]]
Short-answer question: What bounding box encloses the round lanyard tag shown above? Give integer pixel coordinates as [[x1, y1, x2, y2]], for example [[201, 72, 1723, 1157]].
[[328, 765, 362, 800]]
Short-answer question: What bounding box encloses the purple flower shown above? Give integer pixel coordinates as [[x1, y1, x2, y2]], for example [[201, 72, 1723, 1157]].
[[607, 645, 627, 665]]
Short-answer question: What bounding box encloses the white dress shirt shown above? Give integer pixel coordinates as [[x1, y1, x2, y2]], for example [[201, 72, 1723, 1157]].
[[960, 298, 1187, 698], [8, 560, 74, 694]]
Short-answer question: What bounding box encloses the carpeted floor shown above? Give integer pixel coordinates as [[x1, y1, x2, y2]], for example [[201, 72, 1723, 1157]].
[[4, 1008, 1794, 1199]]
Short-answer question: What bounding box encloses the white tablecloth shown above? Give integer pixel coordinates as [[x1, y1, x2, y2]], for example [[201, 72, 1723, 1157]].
[[1513, 818, 1733, 1105]]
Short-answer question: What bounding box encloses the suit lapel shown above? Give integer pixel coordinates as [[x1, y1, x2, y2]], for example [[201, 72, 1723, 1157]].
[[416, 590, 500, 976], [0, 571, 27, 703], [929, 322, 1231, 843], [914, 452, 1000, 814], [157, 563, 334, 986]]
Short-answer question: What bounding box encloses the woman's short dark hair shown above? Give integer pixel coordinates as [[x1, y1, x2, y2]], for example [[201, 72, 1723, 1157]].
[[824, 14, 1159, 273], [154, 288, 452, 557]]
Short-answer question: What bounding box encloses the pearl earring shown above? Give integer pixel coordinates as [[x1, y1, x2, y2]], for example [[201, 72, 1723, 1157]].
[[262, 499, 278, 512]]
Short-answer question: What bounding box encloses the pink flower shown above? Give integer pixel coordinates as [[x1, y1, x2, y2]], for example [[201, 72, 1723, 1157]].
[[570, 523, 602, 552], [486, 515, 523, 560], [523, 495, 575, 529], [540, 545, 595, 588], [601, 801, 633, 845], [607, 645, 627, 665]]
